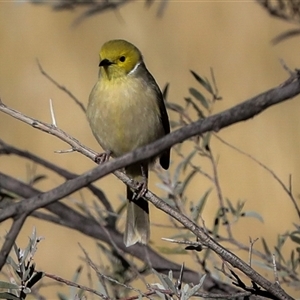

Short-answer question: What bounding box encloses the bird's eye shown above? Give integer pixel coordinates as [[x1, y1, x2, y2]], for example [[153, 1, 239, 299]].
[[119, 56, 126, 62]]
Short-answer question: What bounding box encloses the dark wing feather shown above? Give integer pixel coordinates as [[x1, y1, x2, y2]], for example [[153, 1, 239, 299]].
[[142, 64, 170, 170]]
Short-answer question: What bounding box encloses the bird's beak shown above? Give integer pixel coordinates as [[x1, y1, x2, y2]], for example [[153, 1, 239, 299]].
[[99, 59, 113, 67]]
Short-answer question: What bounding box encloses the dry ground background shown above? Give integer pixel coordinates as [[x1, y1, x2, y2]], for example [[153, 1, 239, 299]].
[[0, 1, 300, 298]]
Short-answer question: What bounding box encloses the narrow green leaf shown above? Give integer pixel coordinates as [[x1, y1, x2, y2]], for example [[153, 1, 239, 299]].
[[212, 209, 221, 238], [157, 247, 187, 255], [20, 240, 31, 265], [290, 250, 298, 272], [29, 174, 47, 185], [261, 238, 271, 256], [190, 70, 213, 94], [173, 150, 197, 187], [23, 263, 34, 282], [92, 200, 104, 222], [225, 198, 236, 214], [13, 244, 19, 259], [184, 97, 205, 119], [57, 292, 69, 300], [236, 200, 245, 213], [189, 88, 209, 110], [97, 281, 108, 297], [182, 150, 197, 173], [0, 292, 20, 300], [153, 288, 165, 300], [182, 283, 189, 298], [202, 247, 211, 262], [277, 233, 288, 250], [169, 120, 182, 128], [198, 274, 206, 287], [163, 277, 176, 293], [290, 231, 300, 244], [70, 267, 80, 300], [152, 269, 176, 293], [156, 183, 173, 194], [176, 170, 197, 196], [0, 282, 19, 290], [242, 211, 264, 223], [275, 246, 286, 264], [186, 275, 206, 298], [190, 188, 212, 222], [6, 256, 18, 270], [165, 102, 184, 113], [72, 266, 82, 284], [168, 270, 173, 281], [252, 260, 273, 271]]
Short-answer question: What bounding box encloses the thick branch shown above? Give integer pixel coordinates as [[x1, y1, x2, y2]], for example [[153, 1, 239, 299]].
[[0, 139, 116, 225], [0, 173, 237, 295], [1, 72, 300, 181], [1, 73, 299, 299]]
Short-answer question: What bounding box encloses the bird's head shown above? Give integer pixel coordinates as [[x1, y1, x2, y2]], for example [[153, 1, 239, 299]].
[[99, 40, 143, 80]]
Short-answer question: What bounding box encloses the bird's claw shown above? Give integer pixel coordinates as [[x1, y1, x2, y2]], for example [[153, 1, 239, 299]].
[[95, 151, 111, 164], [133, 179, 148, 200]]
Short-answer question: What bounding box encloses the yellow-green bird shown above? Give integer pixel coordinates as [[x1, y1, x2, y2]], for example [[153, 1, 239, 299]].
[[87, 39, 170, 247]]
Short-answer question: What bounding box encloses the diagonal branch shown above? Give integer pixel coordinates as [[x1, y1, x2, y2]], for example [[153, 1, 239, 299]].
[[0, 173, 238, 296], [0, 139, 116, 225], [1, 71, 300, 178], [1, 72, 300, 299], [0, 213, 27, 267]]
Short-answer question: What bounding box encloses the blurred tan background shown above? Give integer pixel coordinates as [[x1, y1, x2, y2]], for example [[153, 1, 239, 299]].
[[1, 1, 300, 298]]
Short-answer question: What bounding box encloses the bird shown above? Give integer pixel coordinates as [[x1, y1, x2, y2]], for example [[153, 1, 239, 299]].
[[86, 39, 170, 247]]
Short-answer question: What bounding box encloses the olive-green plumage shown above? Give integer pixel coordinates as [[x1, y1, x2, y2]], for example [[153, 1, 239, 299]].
[[87, 39, 170, 246]]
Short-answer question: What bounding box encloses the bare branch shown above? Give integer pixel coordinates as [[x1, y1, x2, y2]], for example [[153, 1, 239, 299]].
[[37, 60, 86, 113], [214, 135, 300, 218], [1, 71, 300, 299], [45, 271, 110, 299], [0, 213, 27, 267], [0, 139, 115, 223], [0, 173, 256, 297]]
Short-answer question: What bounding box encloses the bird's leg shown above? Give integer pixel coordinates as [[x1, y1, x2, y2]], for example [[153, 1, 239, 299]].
[[95, 150, 111, 164], [133, 164, 148, 200]]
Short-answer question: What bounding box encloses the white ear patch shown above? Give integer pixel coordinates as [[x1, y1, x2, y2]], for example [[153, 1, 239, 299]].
[[128, 61, 141, 75]]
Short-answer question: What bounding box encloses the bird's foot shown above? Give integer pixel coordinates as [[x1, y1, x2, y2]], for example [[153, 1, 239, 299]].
[[95, 151, 111, 164], [133, 177, 148, 200]]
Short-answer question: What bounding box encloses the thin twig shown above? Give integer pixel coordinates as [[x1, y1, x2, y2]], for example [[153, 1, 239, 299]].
[[214, 135, 300, 218], [79, 244, 150, 299], [37, 60, 86, 113], [0, 214, 27, 268], [162, 237, 206, 249], [248, 237, 259, 267], [0, 172, 256, 296], [273, 253, 280, 285], [1, 70, 300, 299], [45, 272, 110, 299], [49, 98, 56, 126], [0, 139, 115, 219], [208, 150, 233, 239]]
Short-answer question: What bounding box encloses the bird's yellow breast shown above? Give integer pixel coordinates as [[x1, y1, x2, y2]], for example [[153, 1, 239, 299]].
[[87, 75, 164, 157]]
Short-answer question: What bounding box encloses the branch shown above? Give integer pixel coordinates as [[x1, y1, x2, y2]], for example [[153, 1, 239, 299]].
[[214, 135, 300, 218], [0, 213, 27, 266], [37, 60, 86, 113], [0, 173, 238, 296], [1, 71, 300, 180], [1, 72, 299, 299], [0, 139, 116, 226]]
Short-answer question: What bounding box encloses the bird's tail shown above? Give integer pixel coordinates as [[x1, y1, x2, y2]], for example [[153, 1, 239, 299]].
[[124, 164, 150, 247]]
